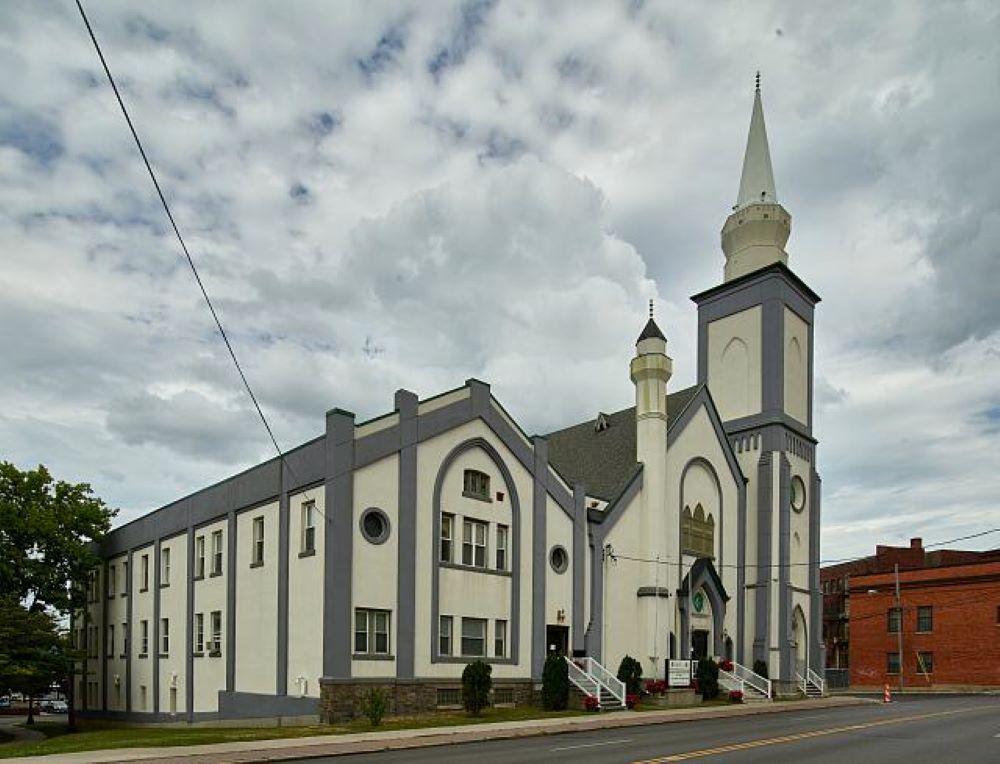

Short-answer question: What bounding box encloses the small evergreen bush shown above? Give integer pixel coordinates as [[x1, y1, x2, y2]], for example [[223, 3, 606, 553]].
[[361, 686, 388, 726], [616, 654, 643, 696], [696, 657, 719, 700], [462, 660, 493, 716], [542, 653, 569, 710]]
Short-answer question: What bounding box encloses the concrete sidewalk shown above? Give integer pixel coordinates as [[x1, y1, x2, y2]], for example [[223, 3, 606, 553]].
[[3, 696, 876, 764]]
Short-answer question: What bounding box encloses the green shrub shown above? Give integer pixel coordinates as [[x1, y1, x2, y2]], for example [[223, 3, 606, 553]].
[[462, 660, 493, 716], [696, 657, 719, 700], [616, 654, 643, 696], [753, 659, 769, 679], [361, 686, 388, 726], [542, 653, 569, 710]]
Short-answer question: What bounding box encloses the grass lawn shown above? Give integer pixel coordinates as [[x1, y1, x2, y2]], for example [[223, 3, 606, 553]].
[[0, 730, 13, 744], [0, 706, 585, 759]]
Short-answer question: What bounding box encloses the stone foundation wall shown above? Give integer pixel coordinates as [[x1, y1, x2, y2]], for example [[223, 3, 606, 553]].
[[319, 678, 536, 723]]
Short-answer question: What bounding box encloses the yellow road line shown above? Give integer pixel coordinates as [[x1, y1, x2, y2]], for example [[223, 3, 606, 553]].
[[633, 705, 993, 763]]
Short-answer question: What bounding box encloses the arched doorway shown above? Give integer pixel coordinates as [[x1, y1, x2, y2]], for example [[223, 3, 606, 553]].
[[792, 606, 808, 678]]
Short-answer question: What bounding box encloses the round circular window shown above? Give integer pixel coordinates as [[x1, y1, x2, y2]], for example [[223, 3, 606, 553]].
[[359, 507, 391, 544], [549, 545, 569, 574], [790, 476, 806, 513]]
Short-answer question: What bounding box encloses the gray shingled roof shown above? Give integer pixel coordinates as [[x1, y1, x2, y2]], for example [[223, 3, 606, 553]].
[[545, 385, 700, 501]]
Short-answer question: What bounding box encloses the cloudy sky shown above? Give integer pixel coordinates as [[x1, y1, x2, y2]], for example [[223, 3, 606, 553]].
[[2, 1, 998, 560]]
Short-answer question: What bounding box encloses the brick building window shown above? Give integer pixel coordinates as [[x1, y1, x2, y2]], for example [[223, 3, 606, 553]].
[[887, 652, 900, 674], [916, 606, 933, 632], [917, 651, 933, 674], [886, 607, 901, 633]]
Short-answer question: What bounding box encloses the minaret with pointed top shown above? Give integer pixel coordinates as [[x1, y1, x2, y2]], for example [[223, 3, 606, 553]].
[[721, 74, 791, 281]]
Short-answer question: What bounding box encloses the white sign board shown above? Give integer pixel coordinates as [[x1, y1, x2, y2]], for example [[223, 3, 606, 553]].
[[668, 660, 692, 687]]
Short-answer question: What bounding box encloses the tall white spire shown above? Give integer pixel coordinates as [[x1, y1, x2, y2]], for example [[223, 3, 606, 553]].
[[736, 73, 777, 210]]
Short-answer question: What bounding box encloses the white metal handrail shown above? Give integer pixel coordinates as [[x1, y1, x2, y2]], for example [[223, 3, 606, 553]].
[[583, 656, 626, 707], [565, 657, 600, 701], [718, 669, 745, 695], [796, 672, 807, 694], [731, 661, 771, 699], [807, 667, 826, 695]]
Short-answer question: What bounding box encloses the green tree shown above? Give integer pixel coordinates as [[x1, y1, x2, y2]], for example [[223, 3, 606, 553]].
[[0, 599, 70, 725], [616, 654, 643, 696], [461, 660, 492, 716], [696, 657, 719, 700], [541, 653, 569, 710]]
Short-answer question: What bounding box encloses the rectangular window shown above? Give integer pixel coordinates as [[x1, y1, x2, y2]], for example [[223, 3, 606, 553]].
[[211, 530, 224, 575], [916, 605, 933, 632], [195, 536, 205, 578], [121, 561, 128, 595], [302, 502, 316, 554], [439, 615, 453, 656], [108, 565, 116, 599], [252, 516, 265, 565], [122, 621, 128, 656], [494, 619, 507, 658], [440, 513, 454, 562], [496, 524, 508, 570], [141, 554, 149, 591], [140, 620, 149, 655], [161, 547, 171, 587], [210, 611, 222, 653], [463, 469, 490, 500], [461, 617, 486, 657], [160, 618, 169, 655], [917, 651, 933, 674], [887, 652, 900, 674], [194, 613, 204, 653], [887, 607, 900, 633], [108, 624, 115, 657], [354, 608, 392, 655], [462, 520, 487, 568]]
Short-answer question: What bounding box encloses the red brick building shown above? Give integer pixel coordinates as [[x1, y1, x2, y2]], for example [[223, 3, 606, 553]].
[[848, 560, 1000, 688]]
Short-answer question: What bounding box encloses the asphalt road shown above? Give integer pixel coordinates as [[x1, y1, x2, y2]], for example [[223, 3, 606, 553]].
[[315, 695, 1000, 764]]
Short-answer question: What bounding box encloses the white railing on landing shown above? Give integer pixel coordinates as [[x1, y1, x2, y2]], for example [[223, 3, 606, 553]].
[[565, 657, 600, 700], [718, 669, 744, 696], [582, 657, 626, 708], [796, 672, 807, 694], [731, 662, 772, 699], [807, 667, 826, 695]]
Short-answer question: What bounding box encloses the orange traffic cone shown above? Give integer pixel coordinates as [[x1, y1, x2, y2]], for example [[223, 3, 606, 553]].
[[883, 683, 891, 703]]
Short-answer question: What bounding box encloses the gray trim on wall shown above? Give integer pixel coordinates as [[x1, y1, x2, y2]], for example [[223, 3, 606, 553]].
[[225, 509, 236, 692], [761, 297, 784, 421], [678, 456, 726, 570], [430, 437, 521, 666], [572, 484, 586, 653], [777, 455, 791, 681], [753, 453, 772, 664], [668, 387, 746, 490], [809, 471, 823, 675], [395, 389, 418, 679], [276, 462, 290, 695], [736, 479, 747, 664], [531, 436, 549, 680], [185, 527, 194, 721], [101, 559, 108, 712], [125, 549, 133, 714], [325, 409, 356, 679], [152, 537, 161, 714], [678, 559, 727, 658]]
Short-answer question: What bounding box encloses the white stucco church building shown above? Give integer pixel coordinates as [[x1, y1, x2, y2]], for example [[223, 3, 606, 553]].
[[76, 82, 823, 722]]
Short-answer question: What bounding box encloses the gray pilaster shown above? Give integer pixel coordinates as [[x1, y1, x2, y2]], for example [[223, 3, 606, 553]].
[[225, 509, 236, 692], [777, 455, 791, 680], [325, 408, 356, 678], [276, 462, 290, 694], [531, 437, 548, 678], [753, 453, 772, 664], [572, 483, 586, 653], [736, 479, 747, 663], [125, 549, 133, 714], [761, 298, 784, 418], [395, 389, 418, 678], [809, 471, 824, 674], [152, 538, 161, 714], [185, 527, 194, 721], [101, 559, 108, 712], [586, 535, 603, 661]]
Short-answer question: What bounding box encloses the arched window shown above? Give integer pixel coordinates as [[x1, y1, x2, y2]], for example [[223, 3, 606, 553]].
[[463, 469, 490, 501], [681, 503, 715, 558]]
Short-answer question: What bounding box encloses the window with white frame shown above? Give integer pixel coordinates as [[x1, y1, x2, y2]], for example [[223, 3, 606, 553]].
[[194, 613, 204, 653], [302, 501, 316, 554], [160, 618, 169, 655], [496, 524, 508, 570], [140, 620, 149, 655], [160, 547, 171, 586], [439, 615, 453, 656], [440, 513, 454, 562], [210, 610, 222, 653], [494, 619, 507, 658], [252, 516, 265, 565], [211, 530, 223, 575], [462, 519, 487, 568], [354, 608, 391, 655], [461, 617, 486, 657], [195, 535, 205, 578]]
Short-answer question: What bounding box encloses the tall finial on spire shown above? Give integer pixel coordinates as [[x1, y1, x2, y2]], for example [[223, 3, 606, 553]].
[[755, 70, 760, 93], [735, 71, 777, 210], [649, 299, 654, 319]]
